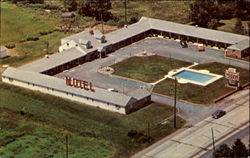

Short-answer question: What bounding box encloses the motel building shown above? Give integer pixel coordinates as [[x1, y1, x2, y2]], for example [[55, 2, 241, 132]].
[[2, 17, 249, 114]]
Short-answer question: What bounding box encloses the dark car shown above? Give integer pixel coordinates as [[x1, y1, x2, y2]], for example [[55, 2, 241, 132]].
[[212, 110, 226, 119]]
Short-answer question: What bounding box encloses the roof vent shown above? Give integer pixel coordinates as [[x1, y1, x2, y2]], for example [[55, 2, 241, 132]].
[[100, 35, 107, 43], [89, 30, 94, 35], [195, 25, 198, 28], [86, 41, 92, 49]]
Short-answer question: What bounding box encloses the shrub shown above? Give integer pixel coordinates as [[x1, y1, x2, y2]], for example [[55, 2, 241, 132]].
[[106, 20, 117, 26], [26, 36, 39, 41], [129, 16, 139, 24], [5, 43, 16, 49]]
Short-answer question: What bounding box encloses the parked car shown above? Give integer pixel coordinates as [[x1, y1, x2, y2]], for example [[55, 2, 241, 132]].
[[212, 110, 226, 119], [197, 44, 205, 51], [107, 88, 118, 92]]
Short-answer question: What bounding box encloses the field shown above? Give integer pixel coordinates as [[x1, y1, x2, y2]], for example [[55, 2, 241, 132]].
[[153, 62, 249, 104], [0, 82, 185, 158], [0, 2, 70, 66], [111, 1, 193, 24], [218, 18, 249, 34], [111, 55, 191, 83]]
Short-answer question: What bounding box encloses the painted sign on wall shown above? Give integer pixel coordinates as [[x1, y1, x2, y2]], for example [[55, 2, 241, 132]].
[[65, 77, 95, 92]]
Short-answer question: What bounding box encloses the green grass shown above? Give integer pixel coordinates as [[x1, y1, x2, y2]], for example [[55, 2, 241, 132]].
[[0, 109, 114, 158], [0, 82, 185, 158], [0, 2, 58, 45], [153, 62, 249, 104], [111, 1, 193, 24], [0, 32, 68, 66], [111, 55, 191, 83], [0, 2, 71, 66], [218, 18, 249, 34]]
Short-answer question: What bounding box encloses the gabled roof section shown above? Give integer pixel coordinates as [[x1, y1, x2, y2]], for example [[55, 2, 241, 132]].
[[3, 67, 136, 107], [227, 38, 250, 51], [127, 88, 151, 100], [19, 47, 86, 72], [106, 17, 151, 44]]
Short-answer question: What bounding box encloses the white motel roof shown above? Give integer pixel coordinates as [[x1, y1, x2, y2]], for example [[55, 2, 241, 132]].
[[106, 17, 249, 46], [3, 67, 138, 107], [19, 47, 87, 72], [227, 38, 250, 51]]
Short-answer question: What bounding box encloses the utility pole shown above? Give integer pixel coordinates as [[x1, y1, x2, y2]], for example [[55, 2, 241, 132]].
[[211, 128, 216, 154], [174, 77, 177, 128], [65, 134, 69, 158], [124, 0, 127, 24], [101, 13, 104, 34], [147, 121, 150, 142]]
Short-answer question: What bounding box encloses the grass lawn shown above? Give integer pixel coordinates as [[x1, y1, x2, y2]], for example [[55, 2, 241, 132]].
[[0, 109, 114, 158], [0, 2, 71, 66], [111, 1, 193, 24], [0, 82, 185, 158], [0, 32, 69, 66], [218, 18, 249, 34], [0, 2, 58, 45], [111, 55, 191, 83], [153, 62, 249, 104]]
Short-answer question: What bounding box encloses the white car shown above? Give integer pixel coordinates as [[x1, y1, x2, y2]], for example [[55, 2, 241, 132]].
[[107, 88, 118, 92]]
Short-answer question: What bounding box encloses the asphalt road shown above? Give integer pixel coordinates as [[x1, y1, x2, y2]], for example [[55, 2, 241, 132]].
[[199, 125, 249, 158], [132, 89, 249, 158]]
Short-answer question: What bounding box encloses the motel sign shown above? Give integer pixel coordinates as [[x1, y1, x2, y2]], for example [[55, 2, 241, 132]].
[[65, 77, 95, 92], [225, 68, 240, 87]]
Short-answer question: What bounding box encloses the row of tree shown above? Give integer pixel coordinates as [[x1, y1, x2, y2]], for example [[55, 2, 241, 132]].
[[63, 0, 113, 21], [189, 1, 249, 28], [213, 139, 249, 158]]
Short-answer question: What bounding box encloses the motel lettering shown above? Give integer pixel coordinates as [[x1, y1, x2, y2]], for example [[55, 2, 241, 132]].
[[66, 77, 95, 92]]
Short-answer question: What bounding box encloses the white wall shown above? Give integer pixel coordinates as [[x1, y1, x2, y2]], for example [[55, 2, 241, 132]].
[[2, 77, 126, 114], [0, 49, 7, 58], [59, 40, 77, 52]]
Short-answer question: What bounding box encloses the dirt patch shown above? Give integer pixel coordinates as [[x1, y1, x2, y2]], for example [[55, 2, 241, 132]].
[[85, 24, 118, 34], [8, 48, 19, 57]]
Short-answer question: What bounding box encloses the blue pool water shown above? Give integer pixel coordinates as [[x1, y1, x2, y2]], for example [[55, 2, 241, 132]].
[[173, 70, 215, 83]]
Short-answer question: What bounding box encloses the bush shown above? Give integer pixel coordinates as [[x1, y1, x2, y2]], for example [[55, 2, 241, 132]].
[[26, 36, 39, 41], [129, 16, 139, 24], [106, 20, 117, 26], [5, 43, 16, 49]]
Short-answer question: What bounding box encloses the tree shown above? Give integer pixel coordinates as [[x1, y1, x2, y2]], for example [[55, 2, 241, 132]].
[[234, 18, 245, 35], [63, 0, 78, 12], [78, 0, 113, 21], [231, 139, 248, 158], [213, 144, 232, 158], [189, 1, 217, 27], [208, 19, 219, 30]]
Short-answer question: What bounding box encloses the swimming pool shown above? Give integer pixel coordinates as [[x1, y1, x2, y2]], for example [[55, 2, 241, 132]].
[[169, 68, 223, 86], [173, 70, 215, 83]]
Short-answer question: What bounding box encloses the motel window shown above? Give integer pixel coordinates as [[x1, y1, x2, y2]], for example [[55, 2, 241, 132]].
[[52, 88, 54, 91], [9, 78, 13, 82], [28, 82, 30, 85], [2, 76, 5, 79], [66, 92, 69, 95]]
